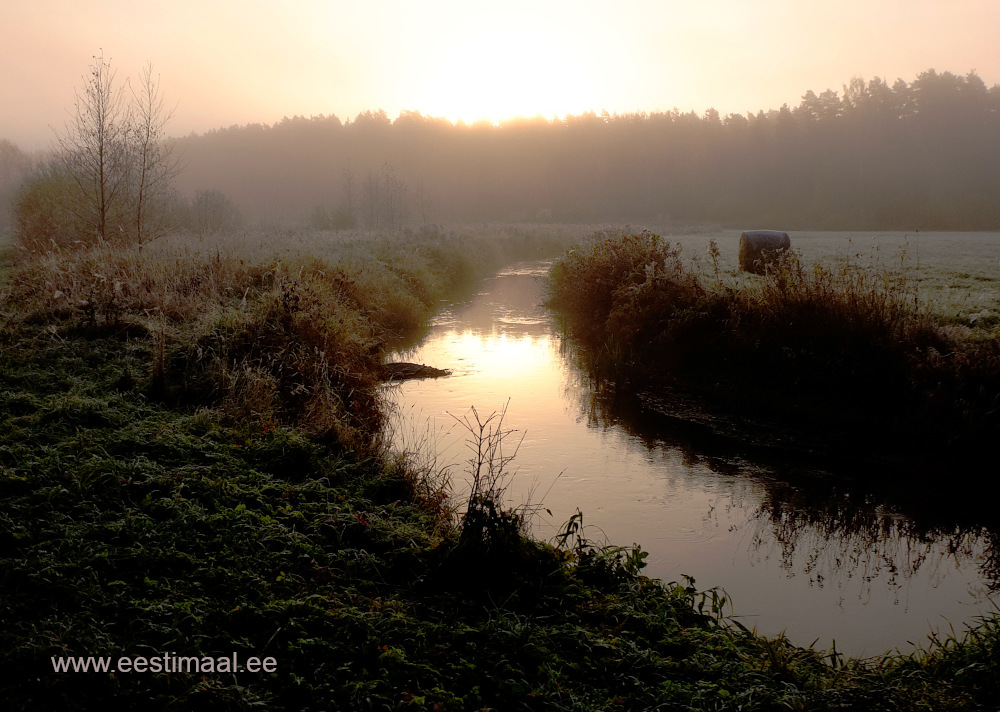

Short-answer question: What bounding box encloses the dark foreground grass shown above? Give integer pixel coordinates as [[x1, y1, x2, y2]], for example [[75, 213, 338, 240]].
[[4, 333, 1000, 711], [547, 229, 1000, 466], [3, 229, 1000, 710]]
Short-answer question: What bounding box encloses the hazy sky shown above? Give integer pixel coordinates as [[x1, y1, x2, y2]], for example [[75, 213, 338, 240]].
[[5, 0, 999, 149]]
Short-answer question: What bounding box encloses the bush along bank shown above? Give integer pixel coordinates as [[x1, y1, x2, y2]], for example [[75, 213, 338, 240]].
[[546, 229, 1000, 469], [2, 228, 1000, 710]]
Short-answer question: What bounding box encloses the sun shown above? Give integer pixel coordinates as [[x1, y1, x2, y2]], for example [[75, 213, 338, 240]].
[[420, 24, 596, 124]]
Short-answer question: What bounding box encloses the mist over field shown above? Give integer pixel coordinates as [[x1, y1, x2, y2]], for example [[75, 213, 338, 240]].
[[6, 26, 1000, 706], [172, 69, 1000, 230], [3, 69, 1000, 234]]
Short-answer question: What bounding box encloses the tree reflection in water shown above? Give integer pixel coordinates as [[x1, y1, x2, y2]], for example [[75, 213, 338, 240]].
[[749, 484, 1000, 599], [564, 339, 1000, 603]]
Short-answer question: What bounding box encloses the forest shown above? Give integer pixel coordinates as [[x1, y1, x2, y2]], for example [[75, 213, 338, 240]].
[[171, 68, 1000, 230], [3, 68, 1000, 234]]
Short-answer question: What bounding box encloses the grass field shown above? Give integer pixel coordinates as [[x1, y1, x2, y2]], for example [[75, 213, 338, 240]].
[[4, 224, 1000, 710], [660, 229, 1000, 333]]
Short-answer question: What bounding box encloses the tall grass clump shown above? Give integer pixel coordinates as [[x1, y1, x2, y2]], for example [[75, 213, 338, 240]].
[[2, 225, 582, 450], [704, 249, 948, 397], [5, 243, 373, 449], [453, 404, 526, 555], [548, 229, 999, 458], [432, 403, 562, 593], [0, 228, 547, 450], [546, 230, 706, 371], [547, 230, 702, 328]]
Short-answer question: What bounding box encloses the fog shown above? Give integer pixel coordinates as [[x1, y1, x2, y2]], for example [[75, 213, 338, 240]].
[[167, 69, 1000, 231], [3, 69, 999, 233]]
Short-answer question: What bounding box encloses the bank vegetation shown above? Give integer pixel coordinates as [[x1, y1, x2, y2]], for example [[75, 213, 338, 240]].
[[546, 229, 1000, 469], [1, 227, 999, 709]]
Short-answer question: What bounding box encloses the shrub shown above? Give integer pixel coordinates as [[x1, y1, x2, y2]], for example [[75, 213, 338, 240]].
[[330, 205, 357, 230], [188, 189, 243, 234], [12, 163, 90, 252]]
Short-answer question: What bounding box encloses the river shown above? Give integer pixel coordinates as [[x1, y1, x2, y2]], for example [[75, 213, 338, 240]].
[[386, 259, 998, 658]]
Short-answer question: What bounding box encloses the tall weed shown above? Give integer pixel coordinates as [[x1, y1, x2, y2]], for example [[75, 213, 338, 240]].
[[453, 403, 526, 555]]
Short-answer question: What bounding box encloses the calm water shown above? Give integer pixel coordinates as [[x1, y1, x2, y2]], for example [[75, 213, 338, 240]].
[[387, 260, 998, 657]]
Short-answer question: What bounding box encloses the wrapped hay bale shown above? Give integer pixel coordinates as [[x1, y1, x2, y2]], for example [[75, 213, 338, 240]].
[[738, 230, 791, 275]]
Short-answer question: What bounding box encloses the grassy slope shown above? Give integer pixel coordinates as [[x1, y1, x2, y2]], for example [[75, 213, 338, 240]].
[[2, 228, 1000, 710]]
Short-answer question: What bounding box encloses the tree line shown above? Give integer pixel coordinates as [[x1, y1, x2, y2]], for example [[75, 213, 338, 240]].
[[4, 66, 999, 241], [166, 68, 999, 230]]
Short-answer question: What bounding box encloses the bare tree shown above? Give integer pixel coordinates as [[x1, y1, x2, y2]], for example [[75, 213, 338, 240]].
[[49, 51, 179, 245], [0, 139, 43, 232], [58, 51, 132, 241], [129, 62, 180, 242], [362, 170, 380, 230], [380, 162, 407, 231], [415, 180, 433, 226], [189, 189, 243, 234], [342, 161, 355, 220], [359, 163, 408, 232]]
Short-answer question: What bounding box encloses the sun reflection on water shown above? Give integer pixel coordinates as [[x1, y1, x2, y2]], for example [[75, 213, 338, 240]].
[[386, 260, 999, 658]]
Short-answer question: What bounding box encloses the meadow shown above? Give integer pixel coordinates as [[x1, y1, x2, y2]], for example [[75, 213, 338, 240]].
[[2, 225, 1000, 710], [657, 228, 1000, 332]]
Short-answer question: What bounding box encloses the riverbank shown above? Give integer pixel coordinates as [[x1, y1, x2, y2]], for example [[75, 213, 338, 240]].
[[2, 228, 1000, 710], [546, 229, 1000, 474]]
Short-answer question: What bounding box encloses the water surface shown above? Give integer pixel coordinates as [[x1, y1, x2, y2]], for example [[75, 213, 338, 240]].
[[388, 260, 997, 657]]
